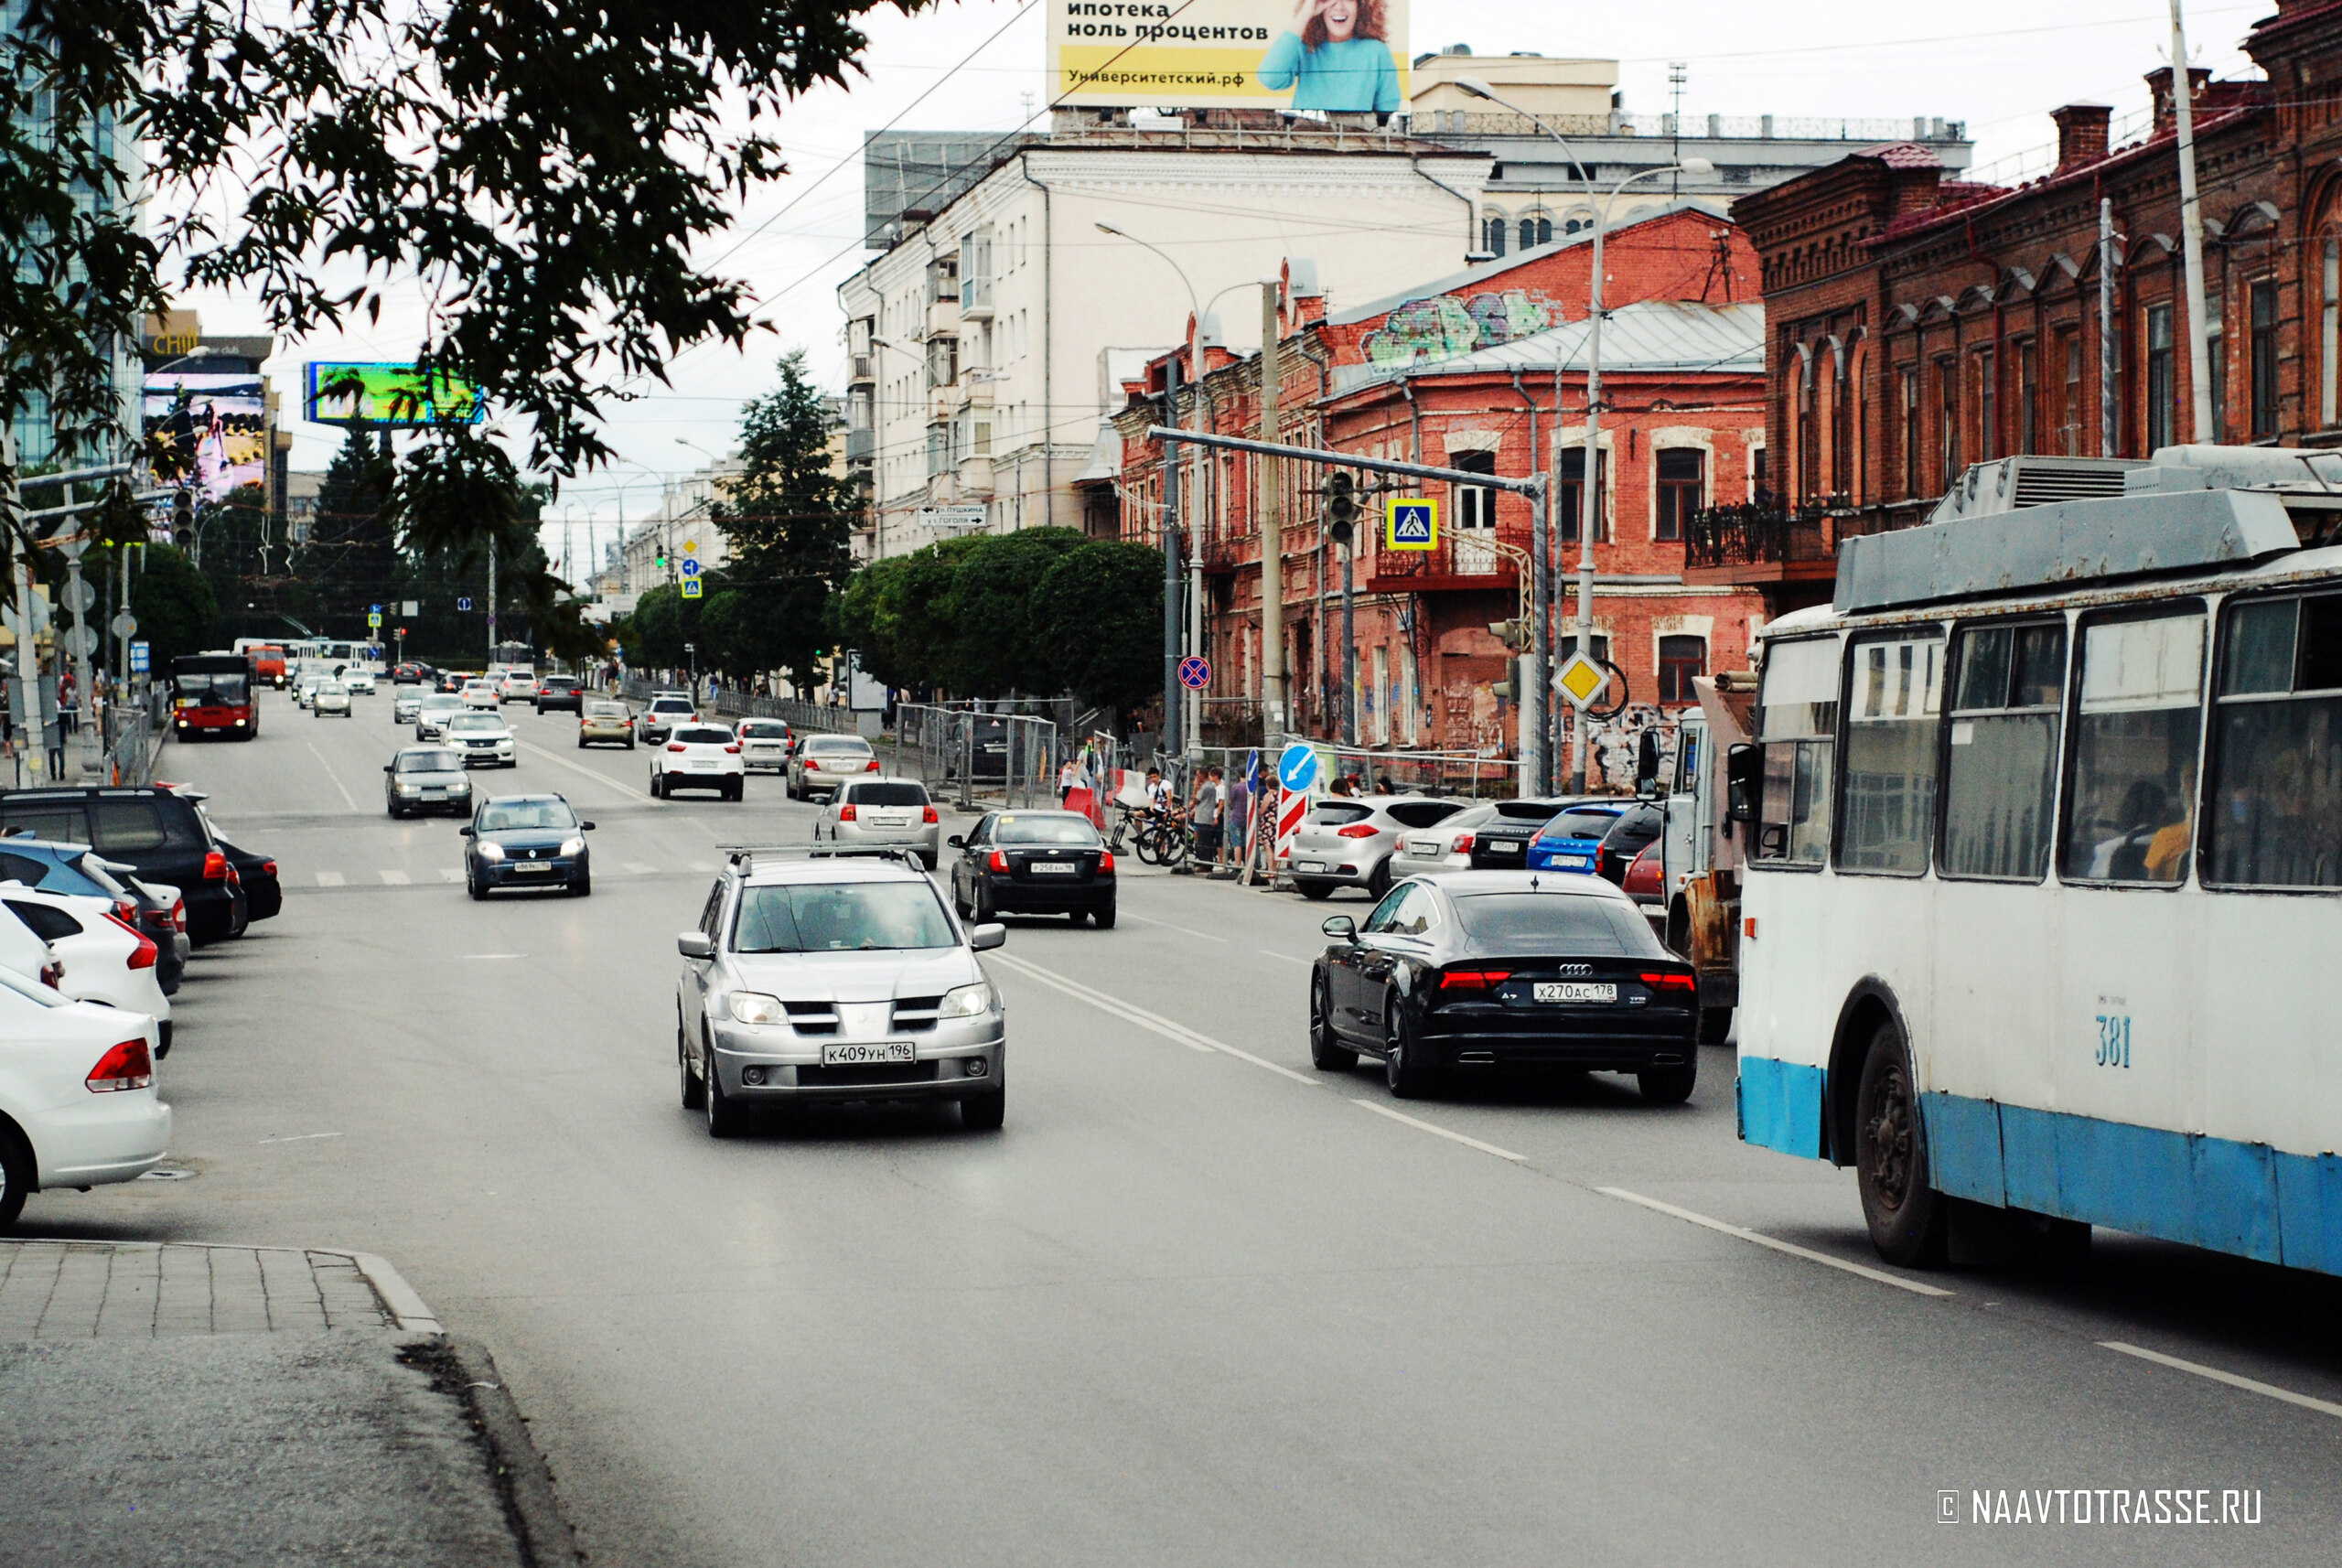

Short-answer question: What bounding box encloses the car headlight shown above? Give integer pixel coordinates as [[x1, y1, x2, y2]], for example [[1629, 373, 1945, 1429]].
[[476, 842, 505, 860], [729, 992, 784, 1026], [397, 780, 421, 793], [939, 981, 995, 1019], [558, 836, 585, 856]]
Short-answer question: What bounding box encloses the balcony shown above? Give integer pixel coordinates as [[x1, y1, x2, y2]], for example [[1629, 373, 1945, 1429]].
[[847, 354, 876, 386], [960, 275, 994, 319], [1364, 526, 1521, 594], [957, 456, 995, 496], [929, 383, 965, 424], [845, 427, 875, 463], [926, 299, 959, 338]]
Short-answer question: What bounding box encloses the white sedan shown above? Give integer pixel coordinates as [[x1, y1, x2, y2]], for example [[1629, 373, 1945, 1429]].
[[344, 670, 377, 694], [650, 724, 744, 800], [443, 710, 519, 768], [0, 962, 170, 1230], [460, 680, 500, 711], [0, 888, 173, 1053], [313, 679, 353, 716], [1395, 801, 1501, 872]]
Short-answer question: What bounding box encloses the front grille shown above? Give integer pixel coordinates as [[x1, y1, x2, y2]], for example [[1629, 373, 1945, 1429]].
[[797, 1060, 939, 1087], [782, 1000, 837, 1036], [891, 995, 942, 1032]]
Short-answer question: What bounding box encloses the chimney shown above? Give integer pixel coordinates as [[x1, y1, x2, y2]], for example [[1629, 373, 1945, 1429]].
[[2049, 103, 2112, 171], [2147, 66, 2213, 133]]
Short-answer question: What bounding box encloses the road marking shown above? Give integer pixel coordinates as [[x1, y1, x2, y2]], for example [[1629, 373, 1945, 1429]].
[[1259, 950, 1313, 965], [687, 860, 716, 873], [258, 1132, 344, 1145], [2100, 1341, 2342, 1418], [306, 743, 360, 811], [379, 870, 411, 886], [515, 738, 654, 802], [314, 871, 346, 887], [438, 868, 465, 883], [1351, 1099, 1526, 1162], [987, 950, 1322, 1085], [462, 952, 527, 961], [624, 862, 660, 875], [1119, 910, 1230, 943], [1595, 1187, 1957, 1299]]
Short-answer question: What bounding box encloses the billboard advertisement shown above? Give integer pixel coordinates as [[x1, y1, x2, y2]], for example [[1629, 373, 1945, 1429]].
[[1049, 0, 1409, 111], [303, 361, 487, 427], [142, 371, 269, 501]]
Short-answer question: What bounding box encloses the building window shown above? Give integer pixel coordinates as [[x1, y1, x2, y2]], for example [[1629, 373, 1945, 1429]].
[[2251, 280, 2279, 440], [2325, 236, 2340, 429], [927, 336, 958, 391], [1482, 214, 1507, 257], [2058, 329, 2084, 455], [2017, 339, 2038, 456], [1901, 366, 1920, 495], [2207, 292, 2227, 443], [1654, 448, 1703, 542], [1658, 635, 1707, 703], [1936, 359, 1960, 489], [1977, 348, 1997, 464], [1558, 448, 1608, 543], [2145, 304, 2175, 453], [925, 423, 948, 477], [1797, 360, 1816, 499], [1452, 449, 1497, 530], [1830, 358, 1850, 496], [1519, 211, 1552, 251]]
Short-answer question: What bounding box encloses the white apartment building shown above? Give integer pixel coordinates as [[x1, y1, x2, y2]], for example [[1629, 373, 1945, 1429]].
[[616, 457, 739, 596], [837, 119, 1493, 555]]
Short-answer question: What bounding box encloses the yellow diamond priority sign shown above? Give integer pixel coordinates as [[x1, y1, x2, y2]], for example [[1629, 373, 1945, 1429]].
[[1553, 650, 1608, 707]]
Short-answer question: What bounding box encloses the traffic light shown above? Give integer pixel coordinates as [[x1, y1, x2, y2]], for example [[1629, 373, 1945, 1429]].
[[171, 489, 196, 548], [1488, 620, 1527, 702], [654, 546, 667, 570], [1323, 471, 1359, 545]]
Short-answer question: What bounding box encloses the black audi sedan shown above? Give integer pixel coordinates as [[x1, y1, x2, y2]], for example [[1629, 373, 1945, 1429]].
[[459, 793, 595, 898], [947, 809, 1115, 926], [1308, 870, 1697, 1103]]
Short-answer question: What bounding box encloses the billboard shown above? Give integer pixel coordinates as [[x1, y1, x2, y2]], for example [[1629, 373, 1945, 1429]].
[[303, 361, 487, 427], [142, 371, 269, 501], [1049, 0, 1409, 111]]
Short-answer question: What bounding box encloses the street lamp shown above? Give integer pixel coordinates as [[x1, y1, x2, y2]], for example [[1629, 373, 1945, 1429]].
[[1457, 77, 1711, 791]]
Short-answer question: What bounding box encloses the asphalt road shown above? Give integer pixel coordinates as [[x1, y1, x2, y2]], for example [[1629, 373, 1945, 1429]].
[[29, 685, 2342, 1565]]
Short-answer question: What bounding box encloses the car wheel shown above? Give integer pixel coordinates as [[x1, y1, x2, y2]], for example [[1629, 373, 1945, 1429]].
[[1309, 977, 1358, 1072], [0, 1121, 32, 1231], [703, 1037, 746, 1138], [1366, 856, 1393, 900], [577, 736, 586, 748], [1296, 879, 1334, 901], [951, 876, 971, 918], [679, 1022, 704, 1110], [960, 1089, 1005, 1131], [1855, 1021, 1949, 1266], [572, 871, 591, 897], [972, 880, 993, 924], [1090, 902, 1116, 929], [388, 804, 403, 819], [625, 739, 636, 750], [1697, 1005, 1734, 1047], [649, 771, 663, 799], [1383, 995, 1437, 1100], [467, 868, 487, 901], [1638, 1059, 1698, 1105]]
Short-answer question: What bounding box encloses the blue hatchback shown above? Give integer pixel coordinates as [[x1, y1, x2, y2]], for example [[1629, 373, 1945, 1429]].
[[1526, 803, 1628, 874]]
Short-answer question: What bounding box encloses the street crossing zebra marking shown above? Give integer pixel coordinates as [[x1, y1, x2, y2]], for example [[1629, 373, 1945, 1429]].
[[379, 870, 411, 886], [439, 868, 465, 883], [314, 871, 346, 887], [625, 862, 659, 875]]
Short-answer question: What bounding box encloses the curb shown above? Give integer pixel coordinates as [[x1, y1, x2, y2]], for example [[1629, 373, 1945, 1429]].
[[330, 1249, 445, 1333], [438, 1335, 587, 1568]]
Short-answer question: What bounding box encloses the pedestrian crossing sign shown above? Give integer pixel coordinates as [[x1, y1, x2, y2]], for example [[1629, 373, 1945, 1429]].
[[1385, 498, 1437, 551], [681, 577, 704, 600]]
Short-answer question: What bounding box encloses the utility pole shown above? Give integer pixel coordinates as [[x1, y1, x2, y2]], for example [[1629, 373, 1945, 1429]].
[[1186, 339, 1205, 769], [1161, 357, 1182, 761], [2100, 198, 2121, 457], [2, 431, 48, 781], [486, 537, 498, 664], [1258, 281, 1284, 751], [2170, 0, 2213, 445]]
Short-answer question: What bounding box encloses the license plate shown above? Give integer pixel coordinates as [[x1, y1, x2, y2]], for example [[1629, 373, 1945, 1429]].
[[1488, 842, 1520, 854], [513, 862, 552, 875], [1027, 861, 1079, 875], [689, 760, 716, 771], [1556, 856, 1591, 869], [1534, 981, 1616, 1004], [420, 788, 444, 797], [1407, 844, 1439, 858], [1295, 860, 1325, 872], [821, 1040, 916, 1066]]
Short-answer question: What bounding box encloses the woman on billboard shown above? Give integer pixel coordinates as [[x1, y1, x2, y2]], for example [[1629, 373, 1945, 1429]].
[[1258, 0, 1400, 113]]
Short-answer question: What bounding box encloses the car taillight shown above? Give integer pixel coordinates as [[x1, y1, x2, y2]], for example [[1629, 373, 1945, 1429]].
[[113, 898, 137, 925], [1638, 970, 1697, 993], [866, 759, 881, 771], [262, 861, 276, 879], [668, 743, 687, 753], [102, 911, 157, 970], [921, 805, 939, 823], [989, 849, 1009, 873], [86, 1037, 153, 1092], [171, 899, 186, 932], [1453, 833, 1475, 854], [1439, 969, 1510, 991], [725, 745, 741, 754], [837, 804, 856, 822], [1098, 850, 1115, 873], [201, 850, 228, 881], [39, 960, 62, 990], [1337, 822, 1378, 839]]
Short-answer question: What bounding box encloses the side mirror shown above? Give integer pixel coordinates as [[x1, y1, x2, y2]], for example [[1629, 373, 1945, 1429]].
[[947, 834, 966, 849], [580, 821, 596, 831], [677, 931, 714, 961], [382, 764, 393, 772], [969, 922, 1007, 951], [1322, 915, 1359, 941], [458, 825, 476, 837], [1634, 729, 1662, 797], [1725, 743, 1762, 826]]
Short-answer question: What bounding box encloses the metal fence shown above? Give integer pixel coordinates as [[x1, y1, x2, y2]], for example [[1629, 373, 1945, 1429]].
[[893, 703, 1060, 811], [102, 692, 158, 787], [612, 677, 865, 737]]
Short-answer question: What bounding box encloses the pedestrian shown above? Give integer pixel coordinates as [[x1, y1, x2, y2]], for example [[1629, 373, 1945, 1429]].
[[55, 671, 76, 740], [1058, 755, 1081, 806], [1190, 766, 1224, 865]]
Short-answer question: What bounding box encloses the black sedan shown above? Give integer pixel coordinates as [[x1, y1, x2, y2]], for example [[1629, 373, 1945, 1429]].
[[1308, 870, 1697, 1103], [459, 793, 595, 898], [217, 839, 283, 923], [947, 809, 1114, 926], [1461, 798, 1588, 870]]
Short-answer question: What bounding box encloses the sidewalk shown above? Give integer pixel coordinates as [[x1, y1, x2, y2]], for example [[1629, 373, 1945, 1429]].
[[0, 1240, 571, 1568]]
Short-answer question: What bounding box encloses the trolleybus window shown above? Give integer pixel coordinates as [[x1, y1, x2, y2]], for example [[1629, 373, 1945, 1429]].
[[2059, 610, 2205, 885], [1835, 633, 1942, 875], [2208, 592, 2342, 886], [1939, 622, 2065, 881], [1754, 636, 1839, 865]]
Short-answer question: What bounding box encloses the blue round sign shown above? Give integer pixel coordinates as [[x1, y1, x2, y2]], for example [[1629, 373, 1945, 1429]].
[[457, 596, 473, 611], [1177, 654, 1210, 691], [1277, 742, 1321, 793], [681, 558, 702, 577]]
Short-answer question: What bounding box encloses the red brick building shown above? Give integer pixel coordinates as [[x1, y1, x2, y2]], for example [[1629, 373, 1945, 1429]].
[[1714, 1, 2342, 614], [1104, 204, 1768, 774]]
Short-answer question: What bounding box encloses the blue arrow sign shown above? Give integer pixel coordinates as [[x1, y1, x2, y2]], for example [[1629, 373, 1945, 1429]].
[[457, 596, 473, 611], [681, 558, 702, 577], [1277, 741, 1321, 794]]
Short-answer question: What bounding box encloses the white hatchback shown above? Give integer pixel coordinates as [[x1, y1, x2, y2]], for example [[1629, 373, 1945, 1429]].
[[344, 670, 377, 694], [0, 963, 170, 1230], [461, 679, 500, 711], [313, 680, 352, 716], [499, 671, 539, 703], [651, 725, 745, 800], [0, 888, 172, 1050]]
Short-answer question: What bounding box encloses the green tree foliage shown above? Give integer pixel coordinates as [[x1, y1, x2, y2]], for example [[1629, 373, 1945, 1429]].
[[621, 583, 700, 671], [944, 527, 1085, 694], [1028, 541, 1166, 713], [295, 429, 396, 635], [127, 544, 217, 664], [709, 350, 855, 693]]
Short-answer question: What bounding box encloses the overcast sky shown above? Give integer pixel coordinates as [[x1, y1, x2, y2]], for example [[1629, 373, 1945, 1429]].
[[176, 0, 2269, 554]]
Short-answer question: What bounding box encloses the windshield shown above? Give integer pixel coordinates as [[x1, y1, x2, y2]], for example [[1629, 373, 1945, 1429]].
[[806, 737, 870, 755], [447, 714, 502, 732], [650, 699, 693, 714], [478, 800, 576, 832], [1543, 809, 1623, 840], [740, 722, 789, 739], [673, 727, 732, 745], [1452, 893, 1661, 954], [847, 782, 928, 807], [177, 675, 251, 704], [317, 682, 345, 694], [995, 814, 1100, 846], [421, 696, 463, 710], [732, 880, 956, 953], [397, 750, 462, 772]]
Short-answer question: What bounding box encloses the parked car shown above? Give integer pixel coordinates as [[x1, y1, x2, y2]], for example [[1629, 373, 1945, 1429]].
[[498, 671, 539, 704], [0, 838, 186, 994], [733, 718, 791, 773], [1449, 798, 1590, 871], [0, 962, 170, 1230], [1394, 801, 1500, 873], [650, 724, 745, 800], [787, 733, 878, 801], [1526, 802, 1629, 875], [443, 710, 518, 768], [384, 746, 474, 818], [415, 693, 468, 740], [312, 679, 353, 717], [577, 700, 635, 749], [816, 778, 941, 868], [637, 693, 697, 746], [213, 841, 281, 923], [1, 889, 172, 1053], [674, 849, 1007, 1134], [1288, 795, 1469, 901], [0, 787, 245, 945], [461, 793, 593, 898], [947, 809, 1116, 926], [533, 675, 584, 714], [1307, 870, 1698, 1103]]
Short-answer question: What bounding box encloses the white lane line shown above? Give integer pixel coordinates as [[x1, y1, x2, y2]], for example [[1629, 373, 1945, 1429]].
[[378, 870, 411, 886], [258, 1132, 344, 1145], [1595, 1187, 1957, 1299], [1351, 1099, 1526, 1162], [2100, 1341, 2342, 1419], [987, 950, 1323, 1085], [687, 860, 716, 873], [306, 743, 360, 811], [1118, 910, 1230, 943], [515, 739, 654, 802], [438, 868, 465, 883], [462, 952, 527, 961], [624, 862, 660, 875], [314, 871, 346, 887], [1259, 950, 1314, 966]]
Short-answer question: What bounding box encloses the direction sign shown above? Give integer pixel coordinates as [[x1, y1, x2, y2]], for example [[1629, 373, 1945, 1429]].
[[1553, 650, 1609, 708], [370, 603, 381, 615], [457, 596, 473, 611], [681, 577, 704, 600], [1276, 741, 1321, 794], [62, 626, 97, 659], [367, 613, 382, 628], [59, 578, 95, 615], [1385, 498, 1438, 551], [109, 609, 136, 639], [129, 639, 149, 673], [1177, 654, 1211, 691], [680, 557, 702, 578]]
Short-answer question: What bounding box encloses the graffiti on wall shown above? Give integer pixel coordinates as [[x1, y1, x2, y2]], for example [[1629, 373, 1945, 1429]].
[[1360, 289, 1557, 370], [1563, 705, 1682, 793]]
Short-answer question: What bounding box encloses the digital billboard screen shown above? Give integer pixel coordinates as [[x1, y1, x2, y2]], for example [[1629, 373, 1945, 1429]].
[[1049, 0, 1410, 112], [304, 361, 487, 427], [142, 371, 269, 501]]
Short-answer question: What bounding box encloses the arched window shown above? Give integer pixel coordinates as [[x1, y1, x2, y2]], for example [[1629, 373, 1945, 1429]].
[[1519, 210, 1552, 250], [1482, 214, 1508, 257], [2323, 225, 2341, 429]]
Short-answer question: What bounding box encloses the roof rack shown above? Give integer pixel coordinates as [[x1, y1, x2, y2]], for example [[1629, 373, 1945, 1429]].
[[716, 844, 929, 874]]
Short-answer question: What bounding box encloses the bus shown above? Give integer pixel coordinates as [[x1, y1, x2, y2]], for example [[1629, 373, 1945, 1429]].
[[170, 652, 260, 740], [1735, 445, 2342, 1278]]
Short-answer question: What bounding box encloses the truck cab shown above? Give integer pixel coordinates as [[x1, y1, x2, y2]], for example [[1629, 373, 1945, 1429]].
[[1660, 672, 1755, 1045]]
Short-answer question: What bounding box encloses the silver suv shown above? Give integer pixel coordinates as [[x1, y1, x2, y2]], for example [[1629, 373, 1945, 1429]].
[[1289, 795, 1468, 901], [674, 849, 1007, 1134]]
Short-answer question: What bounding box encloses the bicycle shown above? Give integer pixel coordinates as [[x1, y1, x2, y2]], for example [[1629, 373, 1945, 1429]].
[[1144, 810, 1191, 869]]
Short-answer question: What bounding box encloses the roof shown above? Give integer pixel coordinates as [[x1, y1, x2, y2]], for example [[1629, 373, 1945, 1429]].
[[1327, 300, 1763, 399], [1074, 420, 1123, 484], [1404, 867, 1637, 899], [1854, 140, 1944, 170]]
